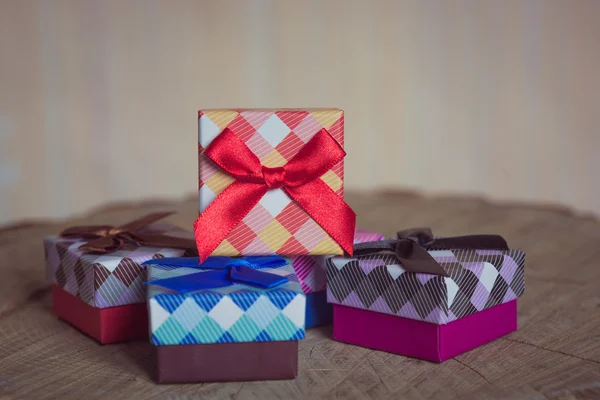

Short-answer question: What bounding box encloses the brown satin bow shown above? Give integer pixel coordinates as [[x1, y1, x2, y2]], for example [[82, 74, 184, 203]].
[[59, 211, 197, 254], [353, 228, 509, 276]]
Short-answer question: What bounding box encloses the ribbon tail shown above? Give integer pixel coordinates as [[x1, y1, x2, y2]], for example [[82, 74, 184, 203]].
[[194, 182, 268, 262], [230, 265, 289, 288], [285, 181, 356, 256]]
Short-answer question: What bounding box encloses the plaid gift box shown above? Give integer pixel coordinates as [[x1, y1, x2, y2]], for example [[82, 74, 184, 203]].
[[44, 220, 195, 344], [197, 108, 355, 260], [327, 229, 525, 362], [293, 228, 385, 328], [146, 257, 305, 383]]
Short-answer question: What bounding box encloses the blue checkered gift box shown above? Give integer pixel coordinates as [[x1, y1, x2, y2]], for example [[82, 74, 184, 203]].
[[146, 259, 306, 345]]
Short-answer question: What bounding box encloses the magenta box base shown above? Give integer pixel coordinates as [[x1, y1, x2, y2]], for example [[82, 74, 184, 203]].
[[333, 300, 517, 363]]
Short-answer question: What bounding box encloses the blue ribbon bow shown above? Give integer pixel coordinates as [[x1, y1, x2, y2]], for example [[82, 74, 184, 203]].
[[142, 256, 290, 293]]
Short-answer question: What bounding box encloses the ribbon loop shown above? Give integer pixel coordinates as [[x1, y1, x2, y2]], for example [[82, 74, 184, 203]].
[[144, 256, 290, 293], [194, 126, 356, 262], [59, 212, 196, 254], [353, 228, 510, 277]]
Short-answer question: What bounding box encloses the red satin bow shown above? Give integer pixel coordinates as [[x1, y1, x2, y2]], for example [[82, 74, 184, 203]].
[[194, 127, 356, 262]]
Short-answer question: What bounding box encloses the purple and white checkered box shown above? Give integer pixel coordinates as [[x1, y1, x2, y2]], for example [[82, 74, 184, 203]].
[[326, 248, 525, 324], [44, 224, 195, 308]]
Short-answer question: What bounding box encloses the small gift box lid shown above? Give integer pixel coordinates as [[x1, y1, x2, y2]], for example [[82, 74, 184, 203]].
[[327, 248, 525, 325], [44, 223, 194, 308], [147, 260, 306, 346]]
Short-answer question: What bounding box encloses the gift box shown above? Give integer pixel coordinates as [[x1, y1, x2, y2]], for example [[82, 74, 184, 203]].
[[44, 212, 195, 344], [326, 228, 525, 362], [196, 109, 356, 262], [145, 256, 306, 383], [293, 228, 385, 328]]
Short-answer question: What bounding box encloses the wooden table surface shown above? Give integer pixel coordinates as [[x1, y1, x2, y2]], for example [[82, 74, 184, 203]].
[[1, 192, 599, 400]]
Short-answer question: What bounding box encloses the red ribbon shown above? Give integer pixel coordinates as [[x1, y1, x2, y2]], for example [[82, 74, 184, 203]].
[[194, 127, 356, 262]]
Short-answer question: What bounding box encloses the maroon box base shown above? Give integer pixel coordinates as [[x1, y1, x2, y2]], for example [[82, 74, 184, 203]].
[[333, 300, 518, 362], [156, 340, 299, 383], [52, 285, 148, 344]]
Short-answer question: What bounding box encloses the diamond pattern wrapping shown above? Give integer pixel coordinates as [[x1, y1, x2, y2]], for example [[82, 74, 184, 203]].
[[292, 229, 385, 294], [147, 260, 306, 345], [198, 108, 345, 257], [326, 248, 525, 325], [44, 224, 194, 308]]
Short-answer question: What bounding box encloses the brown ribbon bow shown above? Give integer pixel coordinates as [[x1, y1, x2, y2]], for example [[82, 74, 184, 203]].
[[353, 227, 509, 276], [60, 211, 197, 254]]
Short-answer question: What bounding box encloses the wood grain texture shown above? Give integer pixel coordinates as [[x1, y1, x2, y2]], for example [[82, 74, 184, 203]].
[[0, 191, 599, 399]]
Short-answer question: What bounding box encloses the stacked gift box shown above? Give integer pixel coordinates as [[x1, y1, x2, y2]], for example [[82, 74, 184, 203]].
[[43, 108, 525, 384]]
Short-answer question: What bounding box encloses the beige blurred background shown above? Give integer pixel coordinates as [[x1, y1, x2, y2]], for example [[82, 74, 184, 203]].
[[1, 0, 599, 226]]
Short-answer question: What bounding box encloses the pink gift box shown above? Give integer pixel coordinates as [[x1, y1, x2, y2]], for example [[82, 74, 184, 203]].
[[327, 247, 525, 361]]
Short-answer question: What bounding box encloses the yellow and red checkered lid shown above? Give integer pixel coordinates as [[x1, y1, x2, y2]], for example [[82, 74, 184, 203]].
[[198, 108, 345, 257]]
